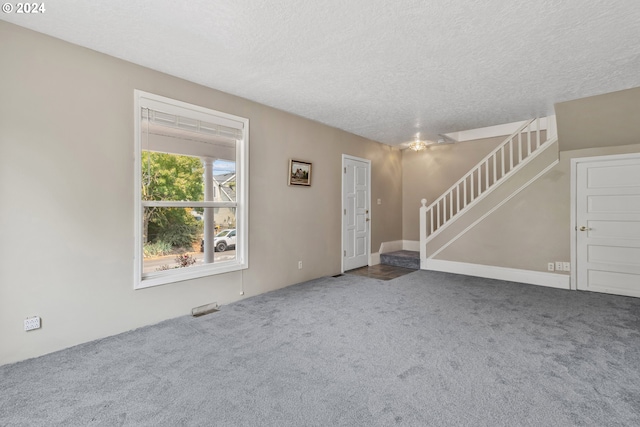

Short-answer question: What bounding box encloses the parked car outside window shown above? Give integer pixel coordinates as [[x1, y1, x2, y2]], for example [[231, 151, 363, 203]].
[[201, 229, 236, 252]]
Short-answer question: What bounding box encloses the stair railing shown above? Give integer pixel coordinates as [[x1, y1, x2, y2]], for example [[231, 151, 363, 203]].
[[421, 118, 552, 245]]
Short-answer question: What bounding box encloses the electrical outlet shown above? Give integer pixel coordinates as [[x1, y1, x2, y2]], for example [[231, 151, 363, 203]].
[[547, 262, 555, 272], [563, 262, 570, 272], [298, 261, 303, 269], [24, 316, 41, 331], [555, 261, 563, 271]]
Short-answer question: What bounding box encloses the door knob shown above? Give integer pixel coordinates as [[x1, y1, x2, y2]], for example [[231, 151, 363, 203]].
[[579, 226, 590, 231]]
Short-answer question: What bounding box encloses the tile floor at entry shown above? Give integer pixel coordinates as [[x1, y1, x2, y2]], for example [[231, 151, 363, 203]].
[[345, 264, 416, 281]]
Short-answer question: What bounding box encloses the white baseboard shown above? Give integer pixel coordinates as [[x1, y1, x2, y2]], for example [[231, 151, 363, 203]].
[[370, 252, 380, 266], [403, 240, 420, 251], [377, 240, 420, 253], [423, 259, 570, 290]]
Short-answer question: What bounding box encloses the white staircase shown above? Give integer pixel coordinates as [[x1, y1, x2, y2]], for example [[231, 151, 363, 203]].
[[419, 118, 558, 267]]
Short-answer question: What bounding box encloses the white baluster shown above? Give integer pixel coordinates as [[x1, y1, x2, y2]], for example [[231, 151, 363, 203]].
[[470, 173, 474, 200], [442, 196, 446, 224], [518, 133, 522, 163], [463, 179, 467, 208], [430, 205, 434, 234], [485, 161, 489, 191], [493, 154, 497, 184], [420, 199, 427, 268], [509, 138, 513, 171]]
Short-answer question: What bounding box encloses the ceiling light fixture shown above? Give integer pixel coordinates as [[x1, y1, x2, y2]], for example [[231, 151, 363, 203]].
[[409, 140, 427, 151], [408, 138, 430, 151], [407, 133, 458, 151]]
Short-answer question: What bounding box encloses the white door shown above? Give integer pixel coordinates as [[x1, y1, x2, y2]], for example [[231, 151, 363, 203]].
[[576, 155, 640, 297], [342, 156, 370, 271]]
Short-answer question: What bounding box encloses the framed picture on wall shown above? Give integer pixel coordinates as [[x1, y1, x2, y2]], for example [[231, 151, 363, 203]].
[[288, 159, 312, 186]]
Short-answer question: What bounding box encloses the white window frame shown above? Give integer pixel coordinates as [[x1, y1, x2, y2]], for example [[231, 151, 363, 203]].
[[134, 90, 249, 289]]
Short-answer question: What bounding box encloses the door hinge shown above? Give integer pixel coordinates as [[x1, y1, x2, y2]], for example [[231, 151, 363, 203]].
[[344, 209, 346, 215], [344, 167, 346, 173], [344, 250, 346, 256]]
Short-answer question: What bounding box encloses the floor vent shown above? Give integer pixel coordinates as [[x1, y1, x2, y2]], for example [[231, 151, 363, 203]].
[[192, 302, 219, 317]]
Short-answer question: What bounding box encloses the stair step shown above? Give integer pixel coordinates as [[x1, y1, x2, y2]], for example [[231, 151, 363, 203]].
[[380, 250, 420, 270]]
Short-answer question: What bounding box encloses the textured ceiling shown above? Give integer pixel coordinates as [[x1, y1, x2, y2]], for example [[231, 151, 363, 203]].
[[3, 0, 640, 146]]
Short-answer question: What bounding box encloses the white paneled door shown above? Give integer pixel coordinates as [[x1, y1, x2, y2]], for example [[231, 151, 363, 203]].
[[576, 155, 640, 297], [342, 156, 370, 271]]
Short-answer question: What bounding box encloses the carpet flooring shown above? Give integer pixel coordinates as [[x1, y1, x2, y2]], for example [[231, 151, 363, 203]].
[[379, 251, 420, 270], [2, 270, 640, 426]]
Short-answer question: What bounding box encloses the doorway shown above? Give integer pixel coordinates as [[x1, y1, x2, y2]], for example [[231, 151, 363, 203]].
[[572, 153, 640, 297], [342, 155, 371, 272]]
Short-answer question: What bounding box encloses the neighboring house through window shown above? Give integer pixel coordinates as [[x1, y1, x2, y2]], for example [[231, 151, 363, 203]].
[[134, 90, 248, 289]]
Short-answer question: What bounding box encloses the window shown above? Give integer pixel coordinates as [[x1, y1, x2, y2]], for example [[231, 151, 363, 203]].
[[134, 90, 248, 289]]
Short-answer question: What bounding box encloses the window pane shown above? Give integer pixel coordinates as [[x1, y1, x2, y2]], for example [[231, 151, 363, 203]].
[[142, 207, 237, 274], [141, 153, 237, 203], [202, 207, 237, 260], [213, 160, 236, 203], [141, 151, 204, 202]]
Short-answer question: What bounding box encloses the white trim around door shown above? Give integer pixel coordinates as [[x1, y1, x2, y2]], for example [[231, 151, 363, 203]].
[[341, 155, 371, 273]]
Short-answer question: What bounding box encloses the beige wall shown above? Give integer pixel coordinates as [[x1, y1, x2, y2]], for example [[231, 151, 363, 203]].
[[0, 22, 402, 365], [556, 86, 640, 152], [402, 136, 505, 241]]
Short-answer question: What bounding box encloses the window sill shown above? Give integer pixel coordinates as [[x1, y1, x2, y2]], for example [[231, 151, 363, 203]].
[[135, 260, 247, 289]]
